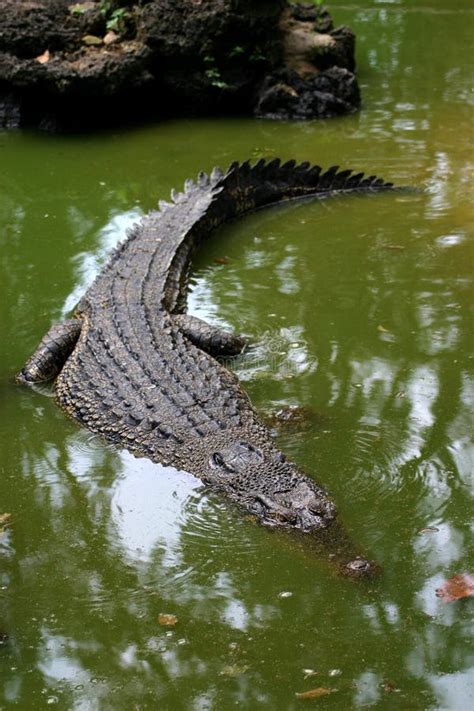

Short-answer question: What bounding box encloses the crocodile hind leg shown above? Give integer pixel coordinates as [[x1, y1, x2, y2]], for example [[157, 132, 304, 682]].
[[16, 318, 82, 384], [172, 314, 246, 357]]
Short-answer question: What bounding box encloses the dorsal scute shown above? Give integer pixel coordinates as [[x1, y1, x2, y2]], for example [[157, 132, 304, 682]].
[[319, 165, 340, 190], [210, 166, 223, 183], [306, 165, 322, 184], [360, 175, 377, 188], [265, 158, 281, 175], [346, 172, 364, 189], [296, 161, 311, 173], [198, 171, 209, 187], [281, 159, 297, 173], [332, 168, 353, 190], [251, 158, 267, 174]]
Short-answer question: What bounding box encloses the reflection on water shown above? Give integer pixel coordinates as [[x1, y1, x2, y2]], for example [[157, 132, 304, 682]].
[[61, 209, 142, 319], [1, 0, 473, 708]]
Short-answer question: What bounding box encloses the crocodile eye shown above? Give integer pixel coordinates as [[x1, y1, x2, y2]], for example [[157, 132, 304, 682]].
[[210, 452, 224, 468]]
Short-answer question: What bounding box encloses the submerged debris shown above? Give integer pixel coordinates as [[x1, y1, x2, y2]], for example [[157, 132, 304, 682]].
[[436, 574, 474, 603], [418, 526, 439, 534], [220, 664, 249, 677], [295, 687, 334, 699]]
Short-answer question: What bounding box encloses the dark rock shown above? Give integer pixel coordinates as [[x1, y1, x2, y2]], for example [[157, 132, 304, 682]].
[[0, 90, 21, 129], [255, 4, 359, 121], [327, 26, 356, 73], [139, 0, 285, 112], [0, 0, 360, 129], [0, 0, 79, 59], [290, 3, 334, 32], [255, 66, 360, 120]]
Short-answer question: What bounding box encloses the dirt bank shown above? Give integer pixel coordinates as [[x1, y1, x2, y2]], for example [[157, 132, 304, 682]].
[[0, 1, 360, 130]]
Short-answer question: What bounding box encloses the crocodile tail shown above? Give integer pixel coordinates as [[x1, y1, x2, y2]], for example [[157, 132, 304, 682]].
[[212, 159, 398, 216]]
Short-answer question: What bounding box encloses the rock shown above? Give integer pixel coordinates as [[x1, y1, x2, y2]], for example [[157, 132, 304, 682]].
[[281, 10, 356, 77], [103, 31, 119, 46], [140, 0, 285, 112], [0, 92, 21, 129], [36, 49, 50, 65], [0, 0, 360, 129], [69, 2, 97, 13], [255, 4, 358, 120], [82, 34, 103, 46], [0, 0, 79, 58], [255, 66, 360, 120], [290, 3, 334, 32]]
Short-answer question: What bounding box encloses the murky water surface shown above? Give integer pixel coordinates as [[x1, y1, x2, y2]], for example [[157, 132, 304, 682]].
[[1, 1, 473, 708]]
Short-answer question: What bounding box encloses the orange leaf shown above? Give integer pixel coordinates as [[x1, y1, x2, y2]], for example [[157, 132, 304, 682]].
[[295, 687, 333, 699], [436, 574, 474, 603], [158, 613, 178, 626], [36, 50, 50, 64]]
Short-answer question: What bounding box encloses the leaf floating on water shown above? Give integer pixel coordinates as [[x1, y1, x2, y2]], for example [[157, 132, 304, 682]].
[[36, 50, 50, 64], [418, 526, 439, 534], [250, 147, 275, 159], [214, 257, 229, 265], [382, 678, 399, 693], [377, 325, 390, 333], [220, 664, 249, 677], [158, 613, 178, 626], [436, 574, 474, 603], [295, 687, 333, 699]]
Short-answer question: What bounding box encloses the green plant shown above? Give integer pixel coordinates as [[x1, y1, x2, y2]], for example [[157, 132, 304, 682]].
[[99, 1, 130, 35], [203, 55, 229, 90], [229, 45, 245, 58], [106, 8, 128, 33], [99, 0, 112, 14], [249, 47, 266, 63]]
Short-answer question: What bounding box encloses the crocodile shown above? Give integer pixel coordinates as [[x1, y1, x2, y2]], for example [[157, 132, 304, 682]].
[[17, 159, 400, 577]]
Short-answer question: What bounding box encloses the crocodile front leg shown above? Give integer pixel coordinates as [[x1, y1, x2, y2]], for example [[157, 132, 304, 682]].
[[172, 314, 246, 357], [16, 319, 82, 384]]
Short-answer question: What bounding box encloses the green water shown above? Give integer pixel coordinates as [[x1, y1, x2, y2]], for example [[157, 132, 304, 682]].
[[1, 1, 473, 708]]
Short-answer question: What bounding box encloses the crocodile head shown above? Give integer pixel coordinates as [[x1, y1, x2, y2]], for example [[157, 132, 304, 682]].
[[201, 436, 376, 577], [206, 439, 336, 532]]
